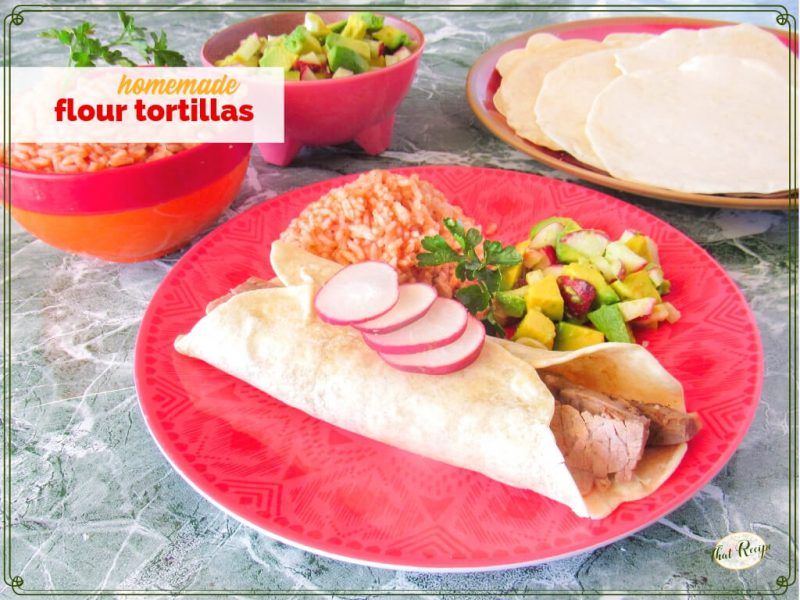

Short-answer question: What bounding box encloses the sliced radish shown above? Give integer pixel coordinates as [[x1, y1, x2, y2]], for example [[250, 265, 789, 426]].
[[604, 241, 647, 273], [314, 261, 398, 325], [590, 255, 625, 283], [362, 297, 468, 354], [647, 264, 665, 288], [354, 283, 437, 334], [539, 245, 558, 267], [558, 229, 610, 257], [618, 297, 657, 321], [378, 316, 485, 374], [530, 222, 564, 249]]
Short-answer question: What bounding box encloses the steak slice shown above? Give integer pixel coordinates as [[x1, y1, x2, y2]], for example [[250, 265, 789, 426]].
[[550, 401, 649, 493], [629, 400, 702, 446], [205, 276, 280, 313], [543, 373, 700, 445]]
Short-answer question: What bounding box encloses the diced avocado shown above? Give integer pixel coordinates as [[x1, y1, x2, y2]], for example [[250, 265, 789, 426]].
[[357, 12, 385, 31], [266, 34, 286, 47], [373, 25, 408, 51], [332, 67, 354, 78], [624, 234, 651, 262], [325, 33, 371, 59], [367, 39, 383, 59], [528, 216, 580, 241], [624, 233, 659, 264], [495, 290, 527, 318], [216, 53, 257, 67], [236, 33, 262, 61], [554, 322, 605, 351], [611, 270, 661, 302], [499, 262, 523, 291], [285, 26, 323, 55], [327, 45, 369, 74], [297, 51, 323, 66], [259, 44, 299, 71], [587, 304, 635, 344], [513, 308, 556, 349], [328, 19, 347, 33], [215, 33, 263, 66], [284, 70, 301, 81], [525, 275, 564, 321], [562, 263, 620, 305], [304, 13, 330, 37], [341, 14, 368, 39]]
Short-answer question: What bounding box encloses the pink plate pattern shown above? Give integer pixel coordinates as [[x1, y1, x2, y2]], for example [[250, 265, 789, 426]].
[[135, 166, 763, 570]]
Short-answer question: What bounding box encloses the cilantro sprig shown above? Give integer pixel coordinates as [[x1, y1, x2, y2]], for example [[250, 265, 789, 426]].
[[418, 218, 522, 337], [40, 11, 187, 67]]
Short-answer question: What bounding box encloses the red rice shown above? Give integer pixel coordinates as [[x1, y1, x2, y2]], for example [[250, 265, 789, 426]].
[[280, 170, 480, 297], [2, 143, 196, 174]]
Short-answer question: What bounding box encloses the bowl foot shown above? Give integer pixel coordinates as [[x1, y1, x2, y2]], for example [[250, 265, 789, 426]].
[[354, 114, 396, 155], [257, 139, 304, 167]]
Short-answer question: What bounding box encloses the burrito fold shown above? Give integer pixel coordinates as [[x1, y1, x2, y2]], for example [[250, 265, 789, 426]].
[[174, 242, 696, 519]]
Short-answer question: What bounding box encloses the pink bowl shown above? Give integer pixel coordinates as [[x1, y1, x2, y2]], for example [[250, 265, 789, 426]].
[[201, 12, 425, 166], [8, 143, 252, 262]]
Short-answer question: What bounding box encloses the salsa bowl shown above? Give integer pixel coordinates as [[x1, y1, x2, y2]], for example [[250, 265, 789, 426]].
[[201, 12, 425, 166]]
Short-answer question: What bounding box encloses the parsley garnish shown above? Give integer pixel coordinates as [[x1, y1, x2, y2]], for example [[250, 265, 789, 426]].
[[40, 11, 187, 67], [418, 218, 522, 337]]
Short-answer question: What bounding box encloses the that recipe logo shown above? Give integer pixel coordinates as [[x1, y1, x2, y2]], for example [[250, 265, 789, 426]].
[[9, 67, 284, 143], [711, 532, 769, 570]]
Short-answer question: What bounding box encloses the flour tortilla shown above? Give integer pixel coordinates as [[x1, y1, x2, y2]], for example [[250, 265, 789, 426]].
[[175, 282, 588, 517], [534, 33, 652, 170], [495, 33, 561, 78], [614, 23, 790, 82], [494, 39, 605, 149], [586, 54, 790, 194], [177, 242, 691, 518], [493, 33, 561, 115]]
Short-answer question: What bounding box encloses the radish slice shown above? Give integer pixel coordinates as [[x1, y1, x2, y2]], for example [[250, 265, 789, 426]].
[[354, 283, 437, 334], [314, 261, 399, 325], [362, 297, 468, 354], [378, 317, 486, 374]]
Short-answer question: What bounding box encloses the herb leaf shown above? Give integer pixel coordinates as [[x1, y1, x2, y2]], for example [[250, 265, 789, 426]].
[[417, 235, 462, 266], [443, 218, 466, 250], [417, 220, 522, 338], [455, 284, 490, 314], [39, 11, 187, 67]]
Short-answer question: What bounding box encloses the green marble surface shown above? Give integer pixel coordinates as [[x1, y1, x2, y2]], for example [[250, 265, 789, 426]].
[[4, 0, 794, 597]]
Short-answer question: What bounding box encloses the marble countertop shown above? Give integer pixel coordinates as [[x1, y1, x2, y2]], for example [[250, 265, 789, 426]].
[[6, 1, 794, 597]]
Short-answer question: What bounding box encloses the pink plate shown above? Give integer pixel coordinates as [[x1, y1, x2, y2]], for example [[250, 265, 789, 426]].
[[135, 166, 763, 571]]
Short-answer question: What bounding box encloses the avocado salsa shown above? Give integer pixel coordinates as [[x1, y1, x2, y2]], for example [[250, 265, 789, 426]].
[[216, 12, 416, 80], [417, 216, 680, 352], [495, 217, 680, 351]]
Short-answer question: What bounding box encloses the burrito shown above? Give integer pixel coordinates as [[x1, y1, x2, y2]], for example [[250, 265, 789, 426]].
[[174, 243, 700, 519]]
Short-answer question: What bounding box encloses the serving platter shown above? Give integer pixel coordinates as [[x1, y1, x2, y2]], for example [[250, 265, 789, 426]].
[[465, 16, 795, 210], [135, 166, 762, 571]]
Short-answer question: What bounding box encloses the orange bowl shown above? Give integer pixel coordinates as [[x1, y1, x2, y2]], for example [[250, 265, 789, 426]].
[[8, 143, 252, 262]]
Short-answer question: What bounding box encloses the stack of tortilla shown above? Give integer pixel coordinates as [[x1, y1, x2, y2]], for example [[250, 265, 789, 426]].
[[493, 23, 791, 194]]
